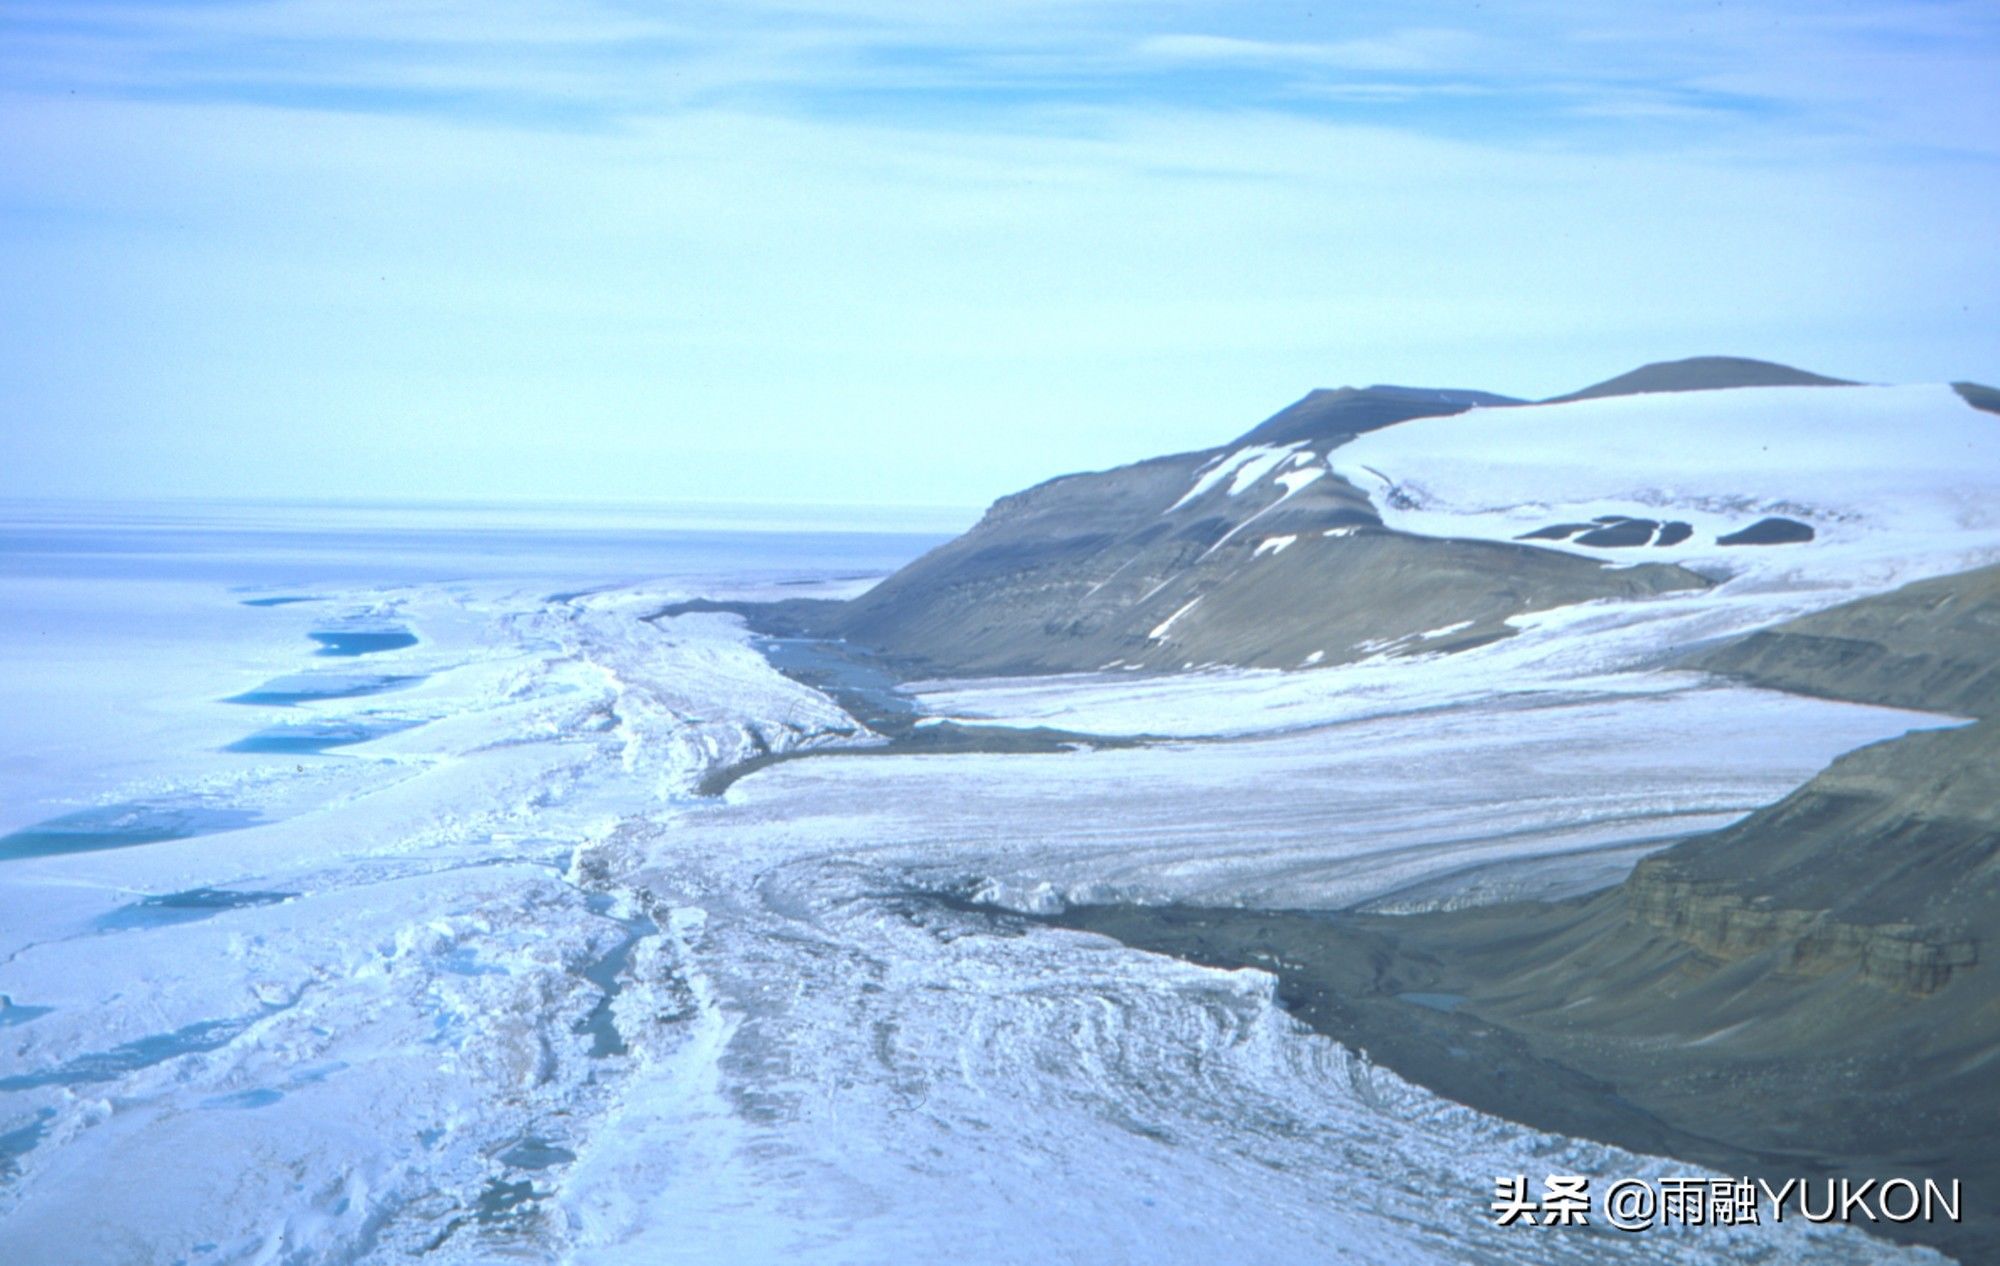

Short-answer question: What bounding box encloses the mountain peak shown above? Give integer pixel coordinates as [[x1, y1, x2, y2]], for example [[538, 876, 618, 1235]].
[[1551, 356, 1854, 403], [1233, 383, 1521, 448]]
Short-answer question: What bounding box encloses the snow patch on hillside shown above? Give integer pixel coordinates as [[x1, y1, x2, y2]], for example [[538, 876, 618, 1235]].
[[1167, 443, 1305, 511], [1149, 596, 1203, 640]]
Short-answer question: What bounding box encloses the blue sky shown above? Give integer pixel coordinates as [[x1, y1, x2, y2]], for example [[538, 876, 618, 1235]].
[[4, 1, 1996, 510]]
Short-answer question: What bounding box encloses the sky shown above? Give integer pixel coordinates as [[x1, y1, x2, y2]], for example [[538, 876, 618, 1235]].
[[3, 1, 1997, 512]]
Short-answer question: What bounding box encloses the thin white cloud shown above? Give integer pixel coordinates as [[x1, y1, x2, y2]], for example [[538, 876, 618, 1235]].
[[1294, 81, 1492, 105], [1134, 29, 1489, 74], [9, 0, 677, 46]]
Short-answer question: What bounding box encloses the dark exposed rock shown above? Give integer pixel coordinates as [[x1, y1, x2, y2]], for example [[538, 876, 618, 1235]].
[[1717, 516, 1815, 546], [1953, 381, 2000, 415], [1572, 519, 1657, 547], [1624, 840, 1983, 997], [1514, 516, 1692, 547]]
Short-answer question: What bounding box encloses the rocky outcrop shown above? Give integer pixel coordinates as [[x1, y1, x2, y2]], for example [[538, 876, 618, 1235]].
[[1407, 564, 2000, 1254], [1576, 568, 2000, 1000], [1624, 856, 1981, 997], [1606, 564, 2000, 998]]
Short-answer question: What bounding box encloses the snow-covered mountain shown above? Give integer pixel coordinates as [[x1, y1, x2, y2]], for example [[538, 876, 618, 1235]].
[[752, 358, 2000, 678]]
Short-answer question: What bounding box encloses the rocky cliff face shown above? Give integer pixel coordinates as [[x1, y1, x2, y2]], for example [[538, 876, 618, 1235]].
[[1625, 717, 1996, 977]]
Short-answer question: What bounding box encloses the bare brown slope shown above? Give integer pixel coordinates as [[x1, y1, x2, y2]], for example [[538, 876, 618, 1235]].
[[1694, 563, 2000, 717]]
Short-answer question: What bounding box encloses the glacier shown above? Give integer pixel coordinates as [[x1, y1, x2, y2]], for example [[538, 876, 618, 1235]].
[[0, 499, 1965, 1264]]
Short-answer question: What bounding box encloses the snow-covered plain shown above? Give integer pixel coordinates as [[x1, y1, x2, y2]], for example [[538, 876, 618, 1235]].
[[0, 490, 1971, 1265]]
